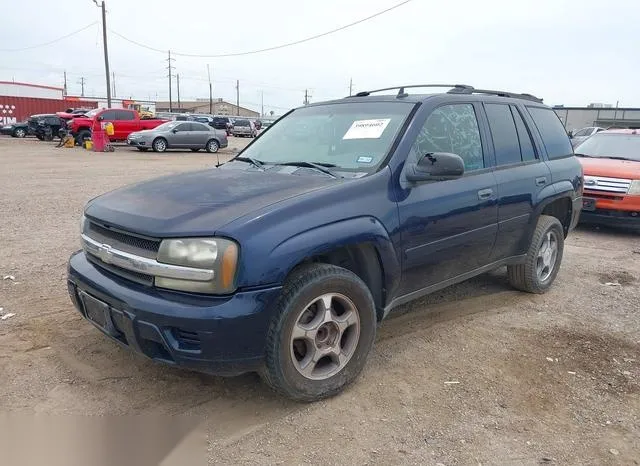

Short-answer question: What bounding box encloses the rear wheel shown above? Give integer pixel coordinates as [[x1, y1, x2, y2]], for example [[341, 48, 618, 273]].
[[206, 139, 219, 153], [152, 137, 167, 153], [13, 128, 26, 138], [262, 264, 376, 402], [507, 215, 564, 293]]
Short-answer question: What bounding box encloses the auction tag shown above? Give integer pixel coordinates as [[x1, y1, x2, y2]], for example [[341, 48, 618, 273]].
[[343, 119, 391, 139], [357, 156, 373, 163]]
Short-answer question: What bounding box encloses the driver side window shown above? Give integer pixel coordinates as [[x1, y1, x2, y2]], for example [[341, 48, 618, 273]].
[[413, 104, 484, 171]]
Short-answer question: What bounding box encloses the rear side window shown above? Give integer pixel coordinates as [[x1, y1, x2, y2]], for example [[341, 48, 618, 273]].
[[415, 104, 484, 171], [511, 106, 537, 161], [485, 104, 521, 165], [116, 110, 134, 120], [526, 107, 573, 159]]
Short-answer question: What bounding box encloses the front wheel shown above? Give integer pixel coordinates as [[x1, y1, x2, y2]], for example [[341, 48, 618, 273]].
[[205, 139, 219, 153], [262, 264, 376, 402], [13, 128, 26, 138], [507, 215, 564, 293], [152, 138, 167, 153]]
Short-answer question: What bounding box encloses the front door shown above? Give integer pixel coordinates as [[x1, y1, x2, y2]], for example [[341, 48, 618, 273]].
[[170, 122, 192, 147], [396, 103, 498, 297]]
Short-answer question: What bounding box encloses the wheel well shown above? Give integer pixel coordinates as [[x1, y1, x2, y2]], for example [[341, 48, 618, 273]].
[[299, 243, 386, 321], [542, 197, 572, 236], [153, 136, 167, 145]]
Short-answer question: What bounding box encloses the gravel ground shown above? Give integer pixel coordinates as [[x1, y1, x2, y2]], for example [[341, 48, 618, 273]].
[[0, 136, 638, 465]]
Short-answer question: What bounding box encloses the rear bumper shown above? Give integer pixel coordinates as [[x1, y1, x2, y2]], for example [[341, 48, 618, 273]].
[[67, 251, 282, 376]]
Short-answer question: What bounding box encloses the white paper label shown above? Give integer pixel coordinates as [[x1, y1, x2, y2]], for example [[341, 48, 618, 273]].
[[357, 156, 373, 163], [343, 119, 391, 140]]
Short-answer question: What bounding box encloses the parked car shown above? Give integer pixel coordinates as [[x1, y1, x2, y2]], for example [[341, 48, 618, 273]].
[[254, 120, 262, 130], [27, 114, 67, 141], [68, 84, 583, 401], [69, 108, 168, 145], [232, 118, 257, 137], [0, 121, 29, 138], [212, 116, 233, 134], [569, 126, 605, 147], [126, 120, 228, 153], [574, 129, 640, 228]]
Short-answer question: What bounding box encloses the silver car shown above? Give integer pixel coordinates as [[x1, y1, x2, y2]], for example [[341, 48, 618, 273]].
[[232, 119, 257, 138], [127, 121, 228, 153]]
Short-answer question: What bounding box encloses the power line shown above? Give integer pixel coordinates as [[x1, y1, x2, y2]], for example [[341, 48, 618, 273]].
[[0, 22, 98, 52], [108, 0, 412, 58]]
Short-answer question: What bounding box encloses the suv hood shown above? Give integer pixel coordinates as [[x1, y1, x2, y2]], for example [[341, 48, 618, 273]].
[[84, 168, 337, 237], [579, 157, 640, 179]]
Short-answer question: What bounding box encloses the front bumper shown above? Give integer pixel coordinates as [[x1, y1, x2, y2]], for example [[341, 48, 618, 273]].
[[126, 138, 149, 147], [67, 251, 282, 376], [579, 209, 640, 229]]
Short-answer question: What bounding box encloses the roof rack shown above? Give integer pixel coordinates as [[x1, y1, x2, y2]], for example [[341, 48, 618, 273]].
[[350, 84, 543, 103]]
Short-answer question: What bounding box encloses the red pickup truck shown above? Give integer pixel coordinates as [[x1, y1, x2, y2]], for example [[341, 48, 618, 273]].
[[69, 108, 168, 144]]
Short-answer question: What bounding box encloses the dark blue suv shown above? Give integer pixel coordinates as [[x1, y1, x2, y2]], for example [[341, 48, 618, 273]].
[[67, 84, 584, 401]]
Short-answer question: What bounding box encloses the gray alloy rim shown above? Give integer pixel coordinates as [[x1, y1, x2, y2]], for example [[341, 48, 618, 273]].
[[290, 293, 360, 381], [208, 140, 218, 152], [154, 139, 166, 152], [15, 128, 26, 137], [536, 231, 558, 282]]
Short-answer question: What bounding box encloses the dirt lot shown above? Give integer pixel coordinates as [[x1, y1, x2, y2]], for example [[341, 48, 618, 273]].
[[1, 136, 639, 465]]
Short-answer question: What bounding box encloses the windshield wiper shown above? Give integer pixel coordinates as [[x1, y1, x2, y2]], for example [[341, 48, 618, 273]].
[[233, 156, 265, 170], [273, 161, 342, 179]]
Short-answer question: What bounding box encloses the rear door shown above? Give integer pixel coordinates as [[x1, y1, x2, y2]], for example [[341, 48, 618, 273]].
[[189, 122, 210, 147], [114, 110, 136, 139], [396, 102, 498, 296], [483, 103, 552, 260]]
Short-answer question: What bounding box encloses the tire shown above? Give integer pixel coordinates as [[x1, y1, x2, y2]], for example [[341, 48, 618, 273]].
[[190, 148, 200, 152], [36, 134, 44, 141], [205, 139, 219, 153], [76, 130, 91, 146], [137, 147, 149, 152], [13, 128, 26, 138], [262, 263, 376, 402], [507, 215, 564, 294], [152, 137, 167, 153]]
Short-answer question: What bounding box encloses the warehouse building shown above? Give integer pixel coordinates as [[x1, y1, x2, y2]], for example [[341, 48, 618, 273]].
[[156, 98, 259, 117], [553, 105, 640, 131]]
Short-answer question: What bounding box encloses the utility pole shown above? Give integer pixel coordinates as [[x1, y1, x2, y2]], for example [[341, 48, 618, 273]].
[[112, 71, 116, 98], [63, 71, 67, 97], [78, 77, 86, 97], [166, 50, 175, 112], [94, 1, 112, 107], [177, 74, 181, 110], [207, 64, 213, 114], [235, 80, 240, 116], [349, 78, 353, 96], [304, 89, 312, 105], [261, 90, 264, 117]]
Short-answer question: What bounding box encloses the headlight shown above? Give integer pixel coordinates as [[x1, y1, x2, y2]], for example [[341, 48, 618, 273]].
[[156, 238, 239, 294], [629, 180, 640, 195]]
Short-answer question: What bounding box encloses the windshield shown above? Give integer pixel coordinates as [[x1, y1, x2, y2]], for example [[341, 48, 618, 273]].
[[237, 101, 414, 171], [85, 109, 101, 118], [154, 121, 180, 131], [575, 133, 640, 161]]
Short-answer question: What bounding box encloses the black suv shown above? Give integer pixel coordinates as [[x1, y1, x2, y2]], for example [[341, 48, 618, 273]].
[[28, 114, 66, 141], [68, 84, 583, 401]]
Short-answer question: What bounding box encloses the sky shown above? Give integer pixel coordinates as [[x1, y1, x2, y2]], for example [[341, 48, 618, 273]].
[[1, 0, 640, 114]]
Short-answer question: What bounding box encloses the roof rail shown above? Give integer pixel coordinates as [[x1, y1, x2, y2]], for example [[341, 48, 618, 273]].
[[448, 86, 543, 103], [351, 84, 473, 98], [349, 84, 543, 103]]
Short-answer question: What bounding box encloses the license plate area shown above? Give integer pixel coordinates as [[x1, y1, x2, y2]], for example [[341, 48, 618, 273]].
[[79, 291, 117, 335], [582, 197, 596, 211]]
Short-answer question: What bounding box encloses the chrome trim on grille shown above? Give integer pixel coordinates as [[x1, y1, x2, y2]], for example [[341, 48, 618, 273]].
[[583, 175, 631, 194], [82, 234, 214, 282]]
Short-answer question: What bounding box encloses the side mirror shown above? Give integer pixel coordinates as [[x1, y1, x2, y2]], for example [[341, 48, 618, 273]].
[[172, 128, 178, 133], [97, 116, 104, 121], [405, 152, 465, 182]]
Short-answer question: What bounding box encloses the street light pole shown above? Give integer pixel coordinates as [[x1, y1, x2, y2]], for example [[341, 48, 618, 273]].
[[94, 0, 112, 108]]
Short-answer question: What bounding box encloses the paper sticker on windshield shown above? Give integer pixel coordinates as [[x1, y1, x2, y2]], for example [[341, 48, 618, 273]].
[[357, 156, 373, 163], [343, 119, 391, 140]]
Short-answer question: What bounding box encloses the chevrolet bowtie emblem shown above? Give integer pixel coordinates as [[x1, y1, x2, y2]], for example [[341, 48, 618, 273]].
[[97, 244, 114, 264]]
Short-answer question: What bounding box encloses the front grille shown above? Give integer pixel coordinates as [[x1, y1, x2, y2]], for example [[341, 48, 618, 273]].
[[584, 175, 631, 194], [85, 221, 160, 259], [86, 253, 154, 286]]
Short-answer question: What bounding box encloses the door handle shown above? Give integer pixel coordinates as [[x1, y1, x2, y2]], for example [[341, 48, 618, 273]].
[[535, 176, 547, 186], [477, 188, 493, 200]]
